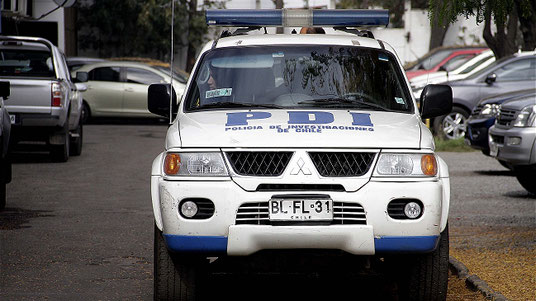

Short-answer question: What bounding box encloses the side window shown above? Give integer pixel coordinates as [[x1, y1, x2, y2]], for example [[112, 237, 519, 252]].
[[495, 58, 536, 82], [126, 68, 163, 85], [88, 67, 121, 82]]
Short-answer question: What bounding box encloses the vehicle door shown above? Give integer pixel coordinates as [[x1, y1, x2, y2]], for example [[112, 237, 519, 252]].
[[122, 67, 164, 116], [85, 66, 123, 115], [479, 57, 536, 100]]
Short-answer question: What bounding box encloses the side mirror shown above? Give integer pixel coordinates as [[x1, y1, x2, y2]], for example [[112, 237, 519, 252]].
[[485, 73, 496, 85], [420, 84, 452, 119], [75, 71, 88, 83], [75, 83, 87, 92], [438, 65, 447, 72], [0, 81, 9, 99], [148, 84, 178, 119]]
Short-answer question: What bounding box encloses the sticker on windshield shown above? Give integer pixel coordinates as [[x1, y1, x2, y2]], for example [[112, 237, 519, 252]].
[[206, 88, 232, 99], [394, 97, 405, 105], [272, 52, 284, 58], [378, 53, 389, 62]]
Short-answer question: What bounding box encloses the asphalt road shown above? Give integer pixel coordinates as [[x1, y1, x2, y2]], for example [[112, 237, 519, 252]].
[[0, 123, 532, 300]]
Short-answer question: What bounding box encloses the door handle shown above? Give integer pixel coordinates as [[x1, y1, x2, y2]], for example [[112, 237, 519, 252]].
[[125, 88, 134, 92]]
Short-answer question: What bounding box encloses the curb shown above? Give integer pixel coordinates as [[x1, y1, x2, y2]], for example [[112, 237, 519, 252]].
[[448, 256, 510, 301]]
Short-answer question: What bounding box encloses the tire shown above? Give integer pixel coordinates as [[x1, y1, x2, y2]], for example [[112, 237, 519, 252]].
[[515, 171, 536, 195], [0, 160, 5, 211], [81, 102, 90, 124], [433, 107, 469, 140], [498, 160, 513, 170], [50, 125, 70, 163], [154, 225, 205, 301], [70, 121, 83, 156], [398, 225, 449, 301]]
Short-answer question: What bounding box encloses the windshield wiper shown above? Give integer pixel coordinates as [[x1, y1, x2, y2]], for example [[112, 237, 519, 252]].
[[196, 101, 284, 110], [298, 97, 395, 112]]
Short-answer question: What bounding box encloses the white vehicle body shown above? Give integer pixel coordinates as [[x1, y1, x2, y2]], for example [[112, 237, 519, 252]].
[[411, 50, 495, 98], [151, 33, 450, 256]]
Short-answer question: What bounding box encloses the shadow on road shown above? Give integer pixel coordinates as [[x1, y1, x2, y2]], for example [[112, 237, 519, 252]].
[[0, 207, 54, 230], [473, 170, 515, 176]]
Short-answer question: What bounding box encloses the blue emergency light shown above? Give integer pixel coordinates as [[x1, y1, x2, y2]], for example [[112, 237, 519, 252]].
[[206, 9, 389, 27]]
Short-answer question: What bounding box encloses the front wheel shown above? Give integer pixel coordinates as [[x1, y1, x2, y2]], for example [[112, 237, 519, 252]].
[[515, 170, 536, 195], [433, 107, 469, 140], [154, 225, 205, 301], [397, 225, 449, 301]]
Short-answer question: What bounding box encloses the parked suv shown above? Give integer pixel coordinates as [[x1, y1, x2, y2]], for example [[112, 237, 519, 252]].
[[149, 9, 452, 301], [489, 92, 536, 194], [0, 81, 12, 210], [0, 36, 84, 161]]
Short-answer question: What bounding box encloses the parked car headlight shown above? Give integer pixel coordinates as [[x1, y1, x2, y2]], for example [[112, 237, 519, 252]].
[[374, 153, 437, 177], [478, 103, 500, 118], [164, 152, 228, 176], [512, 105, 536, 127]]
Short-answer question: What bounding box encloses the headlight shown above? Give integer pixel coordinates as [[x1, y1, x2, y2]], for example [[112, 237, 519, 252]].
[[512, 105, 536, 127], [478, 103, 500, 118], [164, 152, 228, 176], [374, 153, 437, 177]]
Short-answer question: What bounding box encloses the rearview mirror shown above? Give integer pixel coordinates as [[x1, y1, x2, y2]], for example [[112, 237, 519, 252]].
[[420, 84, 452, 119], [0, 81, 9, 99], [75, 71, 88, 83], [148, 84, 178, 119], [485, 73, 496, 85]]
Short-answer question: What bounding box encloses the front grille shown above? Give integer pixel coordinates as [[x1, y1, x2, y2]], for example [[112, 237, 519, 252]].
[[497, 109, 516, 126], [308, 152, 375, 177], [256, 184, 345, 192], [471, 104, 483, 116], [235, 201, 366, 225], [226, 152, 293, 176]]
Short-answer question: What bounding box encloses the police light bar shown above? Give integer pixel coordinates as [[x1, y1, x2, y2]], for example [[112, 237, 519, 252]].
[[206, 9, 389, 27]]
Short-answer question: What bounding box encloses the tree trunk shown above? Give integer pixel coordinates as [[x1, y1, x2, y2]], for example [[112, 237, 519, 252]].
[[186, 0, 198, 72], [483, 5, 519, 59], [515, 0, 536, 51]]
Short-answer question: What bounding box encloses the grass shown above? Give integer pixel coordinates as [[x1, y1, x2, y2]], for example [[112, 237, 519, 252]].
[[434, 137, 476, 152]]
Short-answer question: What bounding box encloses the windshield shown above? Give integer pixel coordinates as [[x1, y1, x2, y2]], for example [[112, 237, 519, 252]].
[[185, 46, 413, 113], [0, 49, 55, 78]]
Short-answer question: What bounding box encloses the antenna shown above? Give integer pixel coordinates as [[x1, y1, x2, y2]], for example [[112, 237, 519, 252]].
[[169, 0, 175, 124]]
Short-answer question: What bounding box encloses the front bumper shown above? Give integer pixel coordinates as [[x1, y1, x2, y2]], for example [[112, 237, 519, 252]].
[[489, 125, 536, 165], [155, 177, 446, 256], [465, 117, 495, 153]]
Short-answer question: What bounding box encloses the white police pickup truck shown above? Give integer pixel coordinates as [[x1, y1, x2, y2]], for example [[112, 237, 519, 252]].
[[149, 9, 453, 301]]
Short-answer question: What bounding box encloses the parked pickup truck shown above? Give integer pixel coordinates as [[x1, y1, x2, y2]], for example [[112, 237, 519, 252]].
[[0, 36, 85, 162]]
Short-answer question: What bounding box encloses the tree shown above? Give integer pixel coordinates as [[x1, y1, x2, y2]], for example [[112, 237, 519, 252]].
[[429, 0, 536, 59]]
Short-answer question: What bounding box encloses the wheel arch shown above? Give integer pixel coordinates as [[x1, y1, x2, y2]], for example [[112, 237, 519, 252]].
[[152, 152, 165, 231]]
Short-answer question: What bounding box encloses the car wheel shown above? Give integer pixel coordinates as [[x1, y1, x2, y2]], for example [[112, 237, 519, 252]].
[[0, 159, 6, 211], [433, 107, 469, 140], [81, 102, 90, 124], [515, 170, 536, 195], [397, 225, 449, 301], [154, 225, 205, 301], [50, 125, 70, 163], [498, 160, 513, 170], [70, 120, 83, 156]]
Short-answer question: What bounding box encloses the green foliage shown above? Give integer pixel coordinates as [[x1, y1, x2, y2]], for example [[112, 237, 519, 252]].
[[77, 0, 216, 61], [434, 137, 475, 152]]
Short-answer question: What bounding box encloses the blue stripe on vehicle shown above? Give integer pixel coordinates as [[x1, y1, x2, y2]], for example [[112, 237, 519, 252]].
[[164, 235, 228, 253], [374, 235, 439, 253]]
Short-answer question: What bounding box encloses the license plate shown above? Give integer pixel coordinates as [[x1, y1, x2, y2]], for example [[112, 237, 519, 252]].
[[9, 114, 15, 124], [269, 199, 333, 221]]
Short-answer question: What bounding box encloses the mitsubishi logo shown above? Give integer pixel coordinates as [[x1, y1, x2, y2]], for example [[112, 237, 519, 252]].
[[290, 158, 312, 175]]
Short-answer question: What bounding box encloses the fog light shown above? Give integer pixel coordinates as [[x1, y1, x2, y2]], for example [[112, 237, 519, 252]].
[[180, 201, 198, 218], [506, 136, 522, 146], [404, 202, 422, 219]]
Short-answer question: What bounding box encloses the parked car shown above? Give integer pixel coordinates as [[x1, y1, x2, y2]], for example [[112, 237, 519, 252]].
[[66, 57, 107, 72], [411, 50, 495, 97], [465, 89, 536, 157], [0, 36, 85, 162], [0, 81, 12, 210], [149, 9, 453, 301], [433, 51, 536, 140], [405, 47, 487, 80], [489, 92, 536, 194], [72, 61, 186, 122]]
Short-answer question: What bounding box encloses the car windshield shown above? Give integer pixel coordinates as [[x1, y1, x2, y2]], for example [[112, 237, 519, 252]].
[[0, 49, 55, 78], [185, 46, 413, 113]]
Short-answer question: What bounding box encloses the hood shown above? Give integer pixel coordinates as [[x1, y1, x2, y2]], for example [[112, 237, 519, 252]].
[[175, 110, 422, 149]]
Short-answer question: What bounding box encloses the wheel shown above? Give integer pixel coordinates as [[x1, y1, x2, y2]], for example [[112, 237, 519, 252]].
[[398, 225, 449, 301], [81, 102, 90, 124], [154, 225, 205, 301], [515, 170, 536, 195], [0, 160, 5, 211], [70, 121, 83, 156], [498, 160, 513, 170], [50, 124, 70, 163], [433, 107, 469, 140]]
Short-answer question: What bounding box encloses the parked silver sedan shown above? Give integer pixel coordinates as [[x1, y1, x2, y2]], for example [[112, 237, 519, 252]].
[[72, 61, 186, 122]]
